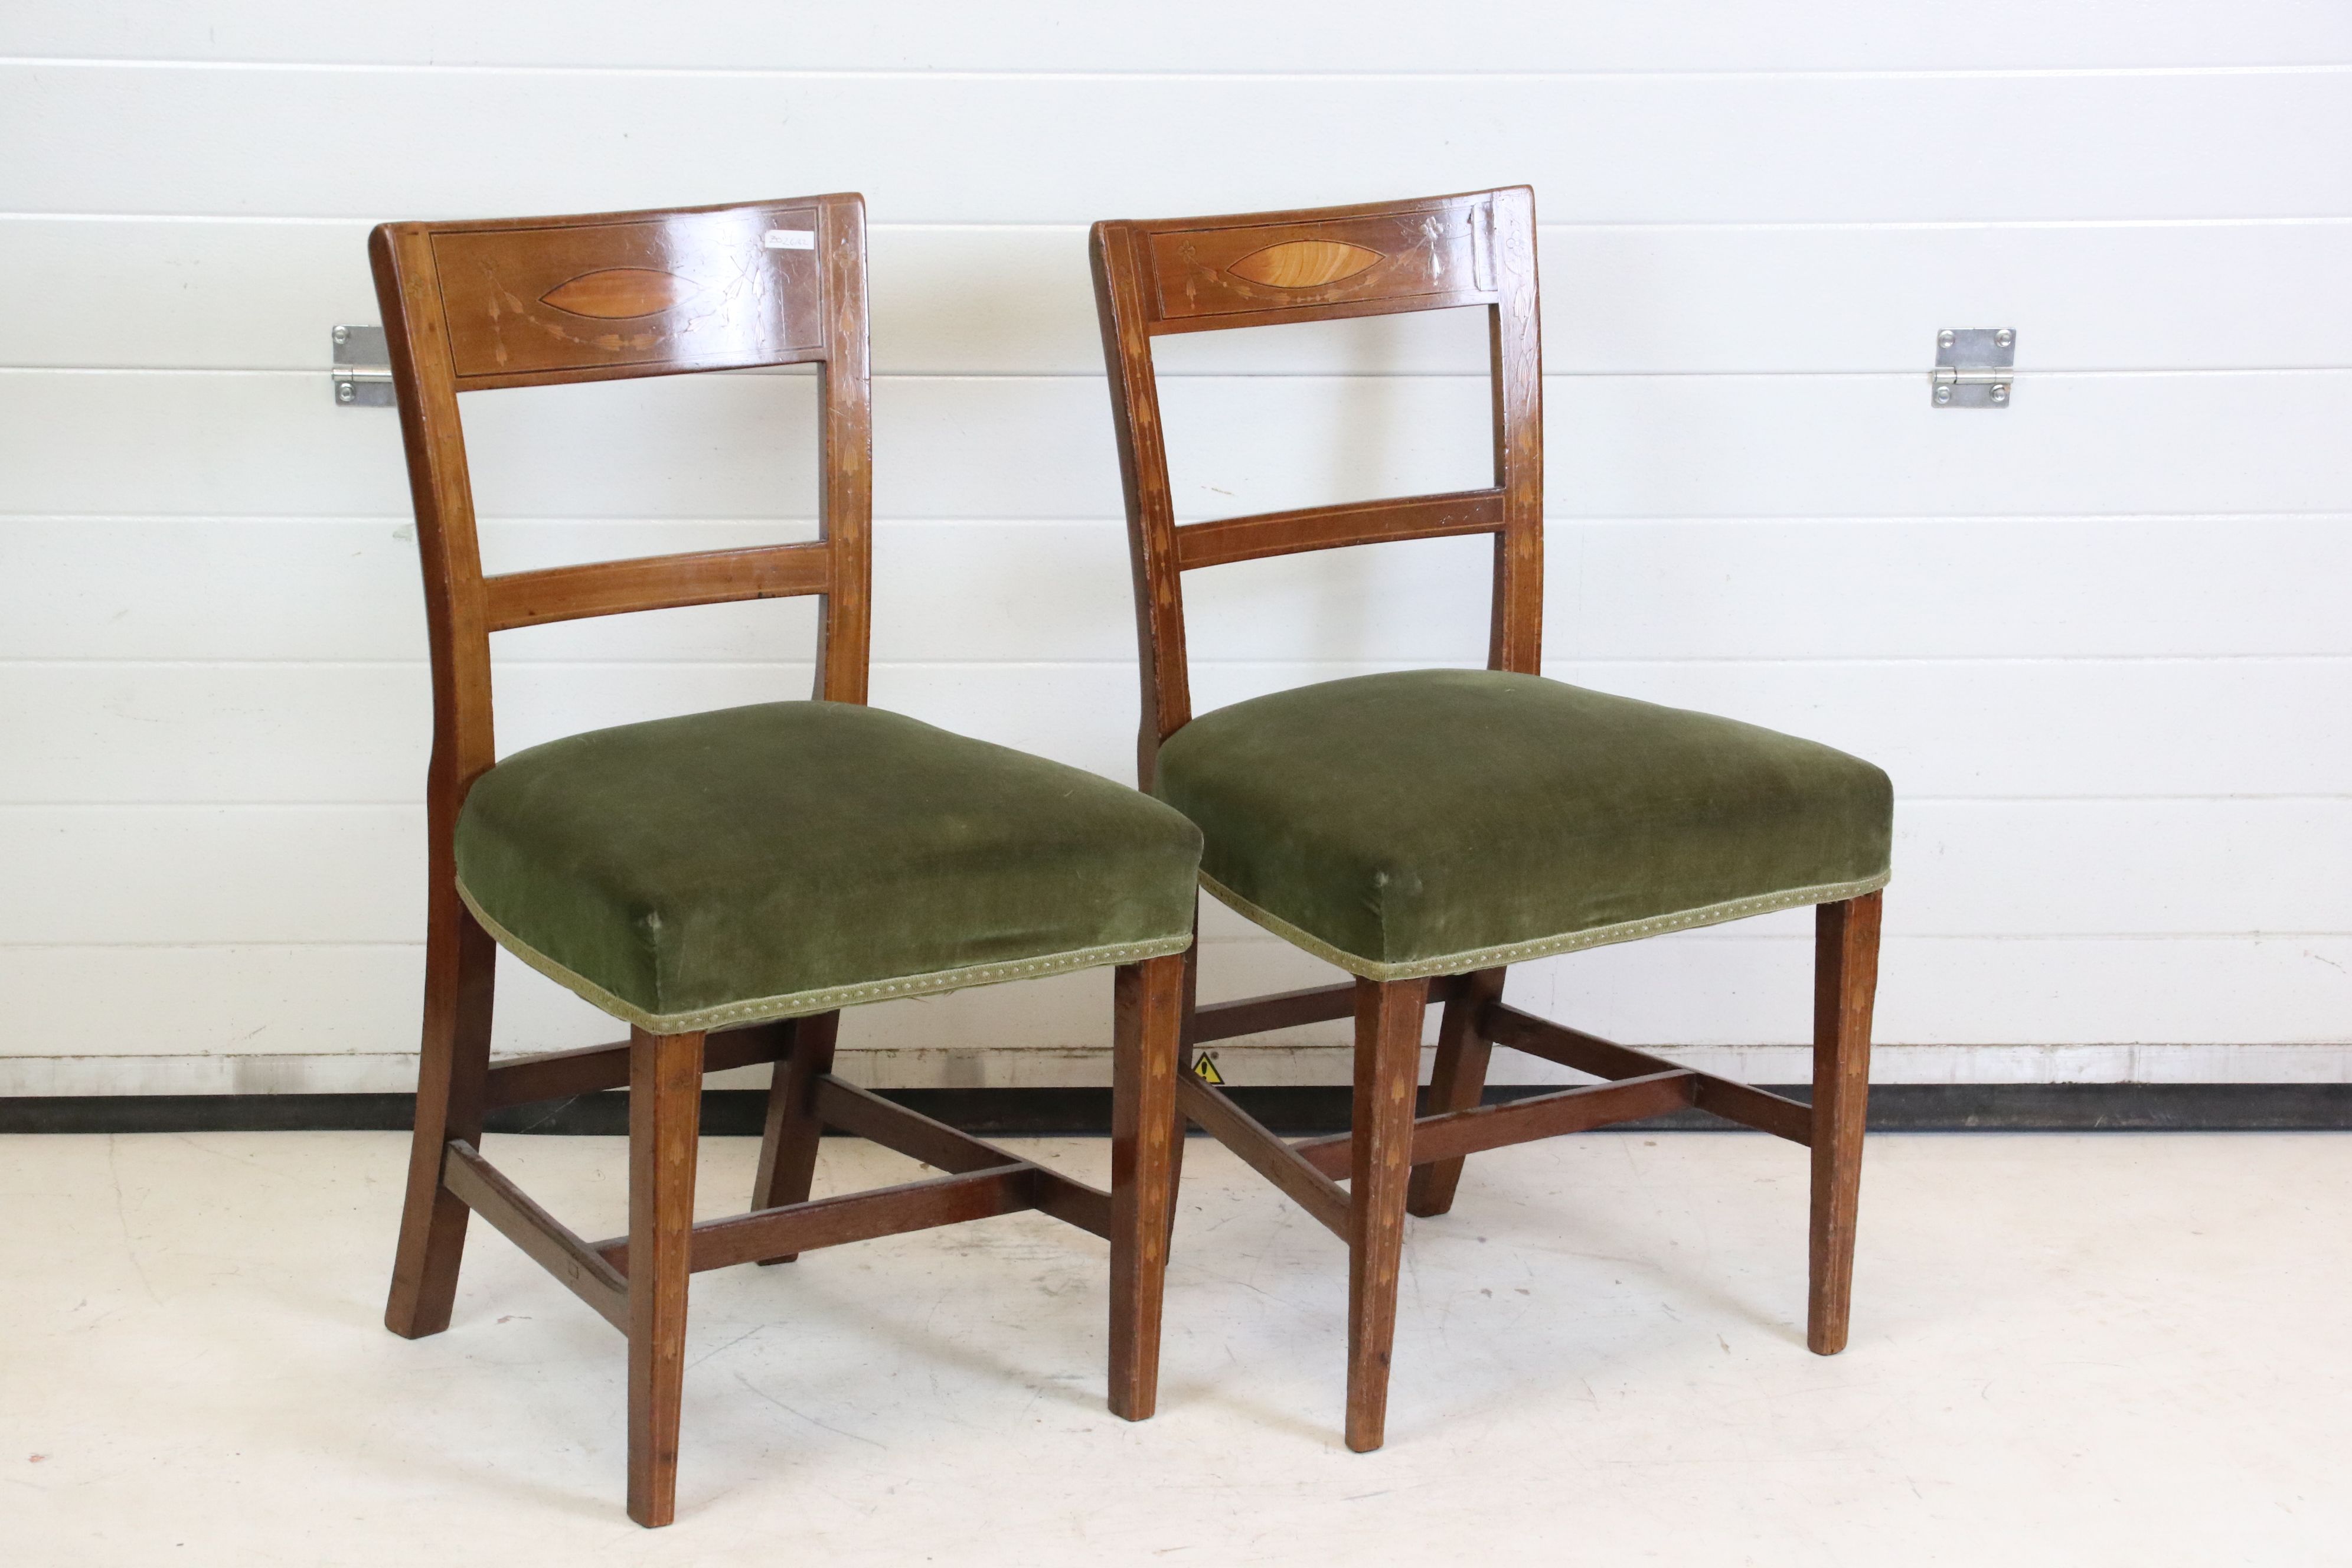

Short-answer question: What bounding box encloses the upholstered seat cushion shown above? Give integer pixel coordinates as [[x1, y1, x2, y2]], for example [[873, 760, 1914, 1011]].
[[1154, 669, 1891, 979], [454, 702, 1203, 1033]]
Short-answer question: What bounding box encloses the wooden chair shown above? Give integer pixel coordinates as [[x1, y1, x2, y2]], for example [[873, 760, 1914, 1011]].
[[371, 193, 1197, 1526], [1091, 187, 1891, 1451]]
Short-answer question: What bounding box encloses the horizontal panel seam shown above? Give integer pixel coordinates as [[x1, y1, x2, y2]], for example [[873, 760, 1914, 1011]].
[[2, 1048, 2345, 1068], [14, 1044, 2348, 1059], [2, 933, 2345, 949], [8, 366, 2352, 380], [6, 59, 2350, 81], [23, 513, 2341, 527], [8, 214, 2352, 233], [3, 511, 2345, 526], [6, 655, 2350, 668], [5, 798, 2348, 811]]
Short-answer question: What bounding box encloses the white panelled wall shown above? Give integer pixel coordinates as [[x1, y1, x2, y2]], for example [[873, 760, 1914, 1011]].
[[1, 5, 2347, 1094]]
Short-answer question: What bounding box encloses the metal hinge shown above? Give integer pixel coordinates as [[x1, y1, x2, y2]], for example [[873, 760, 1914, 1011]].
[[331, 325, 394, 407], [1932, 327, 2014, 408]]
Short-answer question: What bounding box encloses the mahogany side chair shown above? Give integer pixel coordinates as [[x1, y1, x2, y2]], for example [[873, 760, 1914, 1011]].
[[370, 193, 1200, 1527], [1090, 187, 1892, 1451]]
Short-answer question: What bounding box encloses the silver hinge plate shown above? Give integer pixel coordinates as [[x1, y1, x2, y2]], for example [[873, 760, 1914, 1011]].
[[1932, 327, 2014, 408], [332, 325, 394, 407]]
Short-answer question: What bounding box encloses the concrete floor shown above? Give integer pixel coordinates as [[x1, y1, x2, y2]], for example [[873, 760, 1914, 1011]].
[[3, 1129, 2347, 1565]]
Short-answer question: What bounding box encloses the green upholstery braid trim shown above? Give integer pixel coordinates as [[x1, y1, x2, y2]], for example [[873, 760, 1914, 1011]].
[[1197, 869, 1889, 982], [458, 879, 1193, 1035]]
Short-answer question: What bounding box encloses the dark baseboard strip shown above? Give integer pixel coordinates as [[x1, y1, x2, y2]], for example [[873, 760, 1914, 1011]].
[[3, 1083, 2350, 1136]]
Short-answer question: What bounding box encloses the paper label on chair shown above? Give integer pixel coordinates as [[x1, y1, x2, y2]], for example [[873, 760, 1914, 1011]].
[[763, 229, 816, 250]]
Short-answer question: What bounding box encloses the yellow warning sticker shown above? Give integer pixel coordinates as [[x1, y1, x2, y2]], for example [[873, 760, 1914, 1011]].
[[1190, 1053, 1225, 1085]]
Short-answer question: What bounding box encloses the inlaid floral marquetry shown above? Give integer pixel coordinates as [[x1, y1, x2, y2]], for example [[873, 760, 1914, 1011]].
[[1227, 240, 1385, 290], [428, 204, 825, 380], [539, 267, 698, 319], [1145, 198, 1494, 325]]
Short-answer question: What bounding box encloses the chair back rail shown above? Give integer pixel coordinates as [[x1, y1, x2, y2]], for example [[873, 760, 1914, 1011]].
[[370, 193, 874, 828], [1091, 187, 1543, 785]]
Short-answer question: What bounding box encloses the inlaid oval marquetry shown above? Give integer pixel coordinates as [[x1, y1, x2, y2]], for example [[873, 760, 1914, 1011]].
[[1227, 240, 1385, 290], [538, 267, 697, 319]]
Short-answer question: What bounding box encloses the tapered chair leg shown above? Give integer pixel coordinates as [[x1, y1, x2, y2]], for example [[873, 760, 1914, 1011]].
[[1808, 891, 1881, 1355], [1407, 967, 1507, 1217], [1347, 975, 1429, 1452], [1109, 953, 1187, 1420], [1165, 926, 1201, 1250], [386, 894, 498, 1339], [627, 1026, 705, 1530], [749, 1013, 837, 1264]]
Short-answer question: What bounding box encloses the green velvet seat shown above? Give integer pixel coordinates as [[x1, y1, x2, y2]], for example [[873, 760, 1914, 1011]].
[[1155, 669, 1892, 980], [455, 701, 1204, 1033]]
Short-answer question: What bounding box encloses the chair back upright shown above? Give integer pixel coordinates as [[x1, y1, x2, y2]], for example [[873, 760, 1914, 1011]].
[[1090, 186, 1543, 785], [370, 192, 875, 833]]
